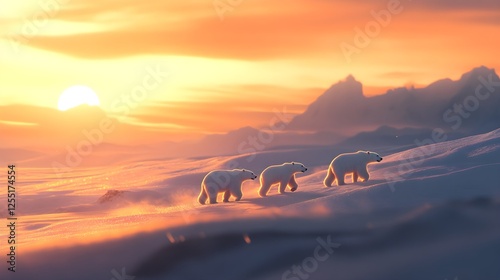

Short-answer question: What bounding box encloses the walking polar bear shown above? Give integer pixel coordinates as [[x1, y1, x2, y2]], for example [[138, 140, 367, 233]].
[[198, 169, 257, 205], [259, 162, 308, 197], [324, 151, 383, 187]]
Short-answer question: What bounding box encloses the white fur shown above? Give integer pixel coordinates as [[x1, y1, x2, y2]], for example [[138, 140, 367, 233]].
[[198, 169, 257, 205], [259, 162, 308, 197], [324, 151, 382, 187]]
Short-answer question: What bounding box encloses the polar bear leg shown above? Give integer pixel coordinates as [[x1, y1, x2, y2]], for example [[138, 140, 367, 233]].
[[287, 175, 298, 192], [352, 172, 358, 183], [358, 168, 369, 182], [323, 165, 335, 188], [259, 174, 273, 197], [324, 166, 336, 187], [223, 190, 231, 202], [232, 188, 243, 201], [208, 189, 218, 204], [337, 172, 346, 186], [259, 181, 271, 197], [278, 180, 288, 194], [198, 184, 208, 205]]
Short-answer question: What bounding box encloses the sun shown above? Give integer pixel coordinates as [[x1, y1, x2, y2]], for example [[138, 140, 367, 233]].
[[58, 85, 101, 111]]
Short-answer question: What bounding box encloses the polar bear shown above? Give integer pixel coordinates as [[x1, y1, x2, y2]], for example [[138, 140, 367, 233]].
[[258, 162, 308, 197], [198, 169, 257, 205], [324, 151, 382, 187]]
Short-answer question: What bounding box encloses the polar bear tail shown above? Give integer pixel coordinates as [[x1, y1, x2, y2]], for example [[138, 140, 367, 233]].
[[323, 166, 336, 188], [198, 185, 208, 205]]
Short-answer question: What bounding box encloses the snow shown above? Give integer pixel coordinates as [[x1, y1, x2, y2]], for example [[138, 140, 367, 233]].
[[2, 129, 500, 280]]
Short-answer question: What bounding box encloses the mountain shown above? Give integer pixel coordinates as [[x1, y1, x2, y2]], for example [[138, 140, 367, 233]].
[[288, 66, 500, 134], [145, 66, 500, 159]]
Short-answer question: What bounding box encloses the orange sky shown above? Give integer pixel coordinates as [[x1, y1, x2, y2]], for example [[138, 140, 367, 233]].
[[1, 0, 499, 148]]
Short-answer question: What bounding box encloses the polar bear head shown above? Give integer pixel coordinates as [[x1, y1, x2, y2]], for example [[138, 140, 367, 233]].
[[363, 151, 383, 163], [290, 162, 308, 172], [240, 169, 258, 180]]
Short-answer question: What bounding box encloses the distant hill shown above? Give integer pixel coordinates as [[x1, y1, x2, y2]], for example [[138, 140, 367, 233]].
[[0, 148, 44, 164], [149, 126, 344, 159], [335, 125, 469, 154]]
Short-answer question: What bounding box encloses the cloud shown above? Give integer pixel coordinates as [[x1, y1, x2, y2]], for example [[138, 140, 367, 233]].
[[378, 71, 424, 80], [0, 82, 321, 153], [0, 104, 170, 150], [0, 105, 106, 147], [127, 84, 320, 134], [344, 0, 500, 11], [6, 0, 497, 66], [20, 0, 366, 59], [466, 13, 500, 25], [414, 0, 500, 10]]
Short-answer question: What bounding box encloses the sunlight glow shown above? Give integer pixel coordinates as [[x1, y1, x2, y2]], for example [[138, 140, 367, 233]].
[[57, 85, 101, 111]]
